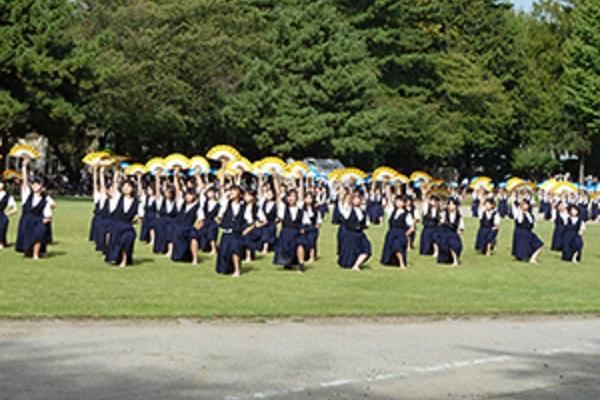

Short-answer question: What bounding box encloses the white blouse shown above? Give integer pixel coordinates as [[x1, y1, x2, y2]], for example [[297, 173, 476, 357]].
[[478, 209, 501, 226], [0, 192, 17, 211], [21, 187, 53, 219]]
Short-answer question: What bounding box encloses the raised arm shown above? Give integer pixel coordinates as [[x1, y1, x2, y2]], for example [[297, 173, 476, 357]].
[[111, 168, 121, 197], [99, 166, 106, 194], [273, 170, 282, 202], [173, 169, 182, 199], [219, 160, 227, 197], [92, 165, 99, 195], [384, 182, 393, 209], [21, 158, 29, 191], [155, 169, 162, 199]]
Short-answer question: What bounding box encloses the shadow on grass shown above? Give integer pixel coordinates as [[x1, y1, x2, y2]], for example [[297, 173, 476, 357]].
[[45, 250, 67, 259], [135, 257, 154, 266]]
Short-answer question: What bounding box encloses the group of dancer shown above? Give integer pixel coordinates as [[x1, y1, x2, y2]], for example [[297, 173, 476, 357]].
[[87, 161, 327, 274], [0, 159, 591, 273]]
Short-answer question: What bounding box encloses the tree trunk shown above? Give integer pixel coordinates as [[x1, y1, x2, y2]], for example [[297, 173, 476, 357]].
[[578, 155, 585, 185], [49, 141, 79, 191]]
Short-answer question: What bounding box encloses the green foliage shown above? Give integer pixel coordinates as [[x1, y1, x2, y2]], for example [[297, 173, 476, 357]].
[[0, 0, 100, 171], [509, 0, 574, 175], [1, 0, 598, 176], [83, 0, 265, 159], [564, 0, 600, 160], [224, 0, 386, 163]]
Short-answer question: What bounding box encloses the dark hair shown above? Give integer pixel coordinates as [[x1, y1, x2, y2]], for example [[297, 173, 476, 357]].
[[569, 204, 580, 214], [31, 176, 46, 187], [230, 184, 243, 193], [484, 198, 496, 206], [185, 188, 198, 197]]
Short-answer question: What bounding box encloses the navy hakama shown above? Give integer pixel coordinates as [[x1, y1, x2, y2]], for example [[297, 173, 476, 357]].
[[380, 210, 410, 266], [256, 201, 277, 252], [578, 202, 589, 222], [89, 198, 101, 242], [274, 206, 304, 267], [299, 208, 320, 257], [105, 196, 139, 265], [15, 193, 50, 255], [419, 208, 440, 255], [561, 218, 583, 262], [170, 202, 200, 262], [551, 215, 566, 251], [215, 202, 247, 274], [471, 197, 480, 217], [0, 213, 7, 246], [197, 201, 220, 251], [436, 211, 463, 264], [512, 213, 543, 261], [139, 197, 157, 243], [592, 202, 600, 221], [337, 209, 371, 268], [366, 197, 384, 225], [151, 200, 177, 254], [498, 197, 509, 218], [474, 211, 498, 253], [0, 194, 12, 245]]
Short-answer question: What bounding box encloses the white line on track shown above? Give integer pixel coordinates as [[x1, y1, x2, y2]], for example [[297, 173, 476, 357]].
[[223, 346, 595, 400]]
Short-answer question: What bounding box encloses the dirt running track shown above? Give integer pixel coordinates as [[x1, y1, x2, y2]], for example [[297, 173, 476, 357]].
[[1, 317, 599, 399]]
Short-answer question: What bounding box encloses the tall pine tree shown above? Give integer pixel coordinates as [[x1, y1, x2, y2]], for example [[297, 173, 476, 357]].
[[0, 0, 99, 176], [563, 0, 600, 177], [224, 0, 388, 167]]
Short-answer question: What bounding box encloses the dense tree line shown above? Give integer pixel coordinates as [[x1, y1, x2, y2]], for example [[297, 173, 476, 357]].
[[0, 0, 598, 181]]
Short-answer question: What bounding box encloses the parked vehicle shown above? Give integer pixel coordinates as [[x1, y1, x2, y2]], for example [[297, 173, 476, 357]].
[[303, 158, 345, 177]]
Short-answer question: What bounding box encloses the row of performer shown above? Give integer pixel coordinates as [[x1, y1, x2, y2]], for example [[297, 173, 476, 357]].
[[0, 162, 587, 273]]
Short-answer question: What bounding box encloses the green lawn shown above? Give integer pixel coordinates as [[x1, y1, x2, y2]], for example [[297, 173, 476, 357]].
[[0, 198, 599, 318]]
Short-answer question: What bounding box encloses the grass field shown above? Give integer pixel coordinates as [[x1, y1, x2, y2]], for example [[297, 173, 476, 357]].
[[0, 198, 599, 318]]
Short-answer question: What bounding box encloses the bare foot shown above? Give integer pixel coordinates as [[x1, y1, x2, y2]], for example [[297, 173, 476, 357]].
[[351, 267, 361, 272], [232, 272, 241, 278]]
